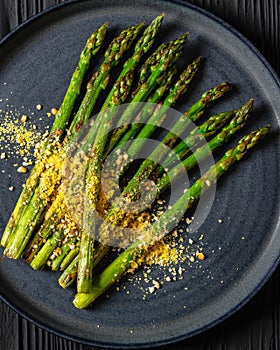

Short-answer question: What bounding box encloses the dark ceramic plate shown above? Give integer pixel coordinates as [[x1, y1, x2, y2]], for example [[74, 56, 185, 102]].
[[0, 0, 279, 348]]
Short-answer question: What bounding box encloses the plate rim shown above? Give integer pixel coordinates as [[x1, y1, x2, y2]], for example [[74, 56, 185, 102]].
[[0, 0, 280, 348]]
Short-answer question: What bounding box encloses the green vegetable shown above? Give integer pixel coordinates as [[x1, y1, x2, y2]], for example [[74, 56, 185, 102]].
[[73, 125, 270, 309]]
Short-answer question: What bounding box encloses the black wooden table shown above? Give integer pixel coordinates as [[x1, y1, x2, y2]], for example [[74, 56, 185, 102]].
[[0, 1, 279, 349]]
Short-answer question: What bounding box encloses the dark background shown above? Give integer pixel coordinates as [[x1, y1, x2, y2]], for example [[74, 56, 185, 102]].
[[0, 0, 279, 349]]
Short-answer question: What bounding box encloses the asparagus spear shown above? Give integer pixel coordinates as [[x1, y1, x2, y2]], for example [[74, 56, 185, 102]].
[[76, 33, 188, 292], [51, 237, 78, 271], [24, 67, 176, 271], [158, 99, 254, 193], [115, 56, 202, 154], [29, 97, 248, 279], [57, 99, 255, 287], [49, 22, 108, 142], [73, 125, 270, 309], [1, 23, 108, 248], [58, 256, 79, 288], [4, 28, 142, 261], [130, 42, 168, 99], [67, 22, 145, 137], [129, 99, 253, 195], [101, 14, 165, 110], [60, 244, 80, 271], [30, 230, 63, 270], [58, 243, 108, 289], [106, 32, 189, 152], [114, 65, 178, 149], [123, 82, 232, 197], [92, 99, 252, 250], [22, 70, 135, 264], [22, 20, 167, 267], [77, 71, 136, 293], [22, 194, 66, 263]]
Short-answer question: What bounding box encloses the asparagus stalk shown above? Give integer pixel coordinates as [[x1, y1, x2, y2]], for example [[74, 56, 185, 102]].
[[22, 18, 165, 267], [148, 67, 177, 103], [1, 23, 108, 248], [30, 98, 249, 280], [116, 56, 202, 155], [22, 195, 66, 263], [58, 243, 108, 289], [57, 99, 254, 287], [106, 32, 189, 152], [49, 22, 108, 142], [158, 99, 254, 193], [78, 205, 97, 292], [22, 70, 135, 264], [58, 256, 79, 288], [67, 22, 145, 137], [24, 66, 176, 271], [4, 24, 143, 261], [60, 244, 80, 271], [93, 99, 253, 251], [130, 42, 168, 98], [164, 56, 202, 106], [30, 230, 63, 270], [114, 65, 178, 149], [77, 72, 135, 293], [73, 125, 270, 309], [123, 82, 232, 197], [81, 101, 249, 262], [51, 237, 77, 272], [101, 14, 165, 110], [76, 32, 188, 293]]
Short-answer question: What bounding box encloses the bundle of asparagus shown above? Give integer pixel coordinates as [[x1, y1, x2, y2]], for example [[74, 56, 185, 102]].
[[0, 15, 270, 310]]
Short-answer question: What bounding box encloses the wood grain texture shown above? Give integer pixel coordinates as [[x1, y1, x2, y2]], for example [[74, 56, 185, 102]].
[[0, 1, 279, 349]]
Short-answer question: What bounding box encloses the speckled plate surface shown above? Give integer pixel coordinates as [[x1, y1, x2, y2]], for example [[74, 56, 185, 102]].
[[0, 0, 280, 348]]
